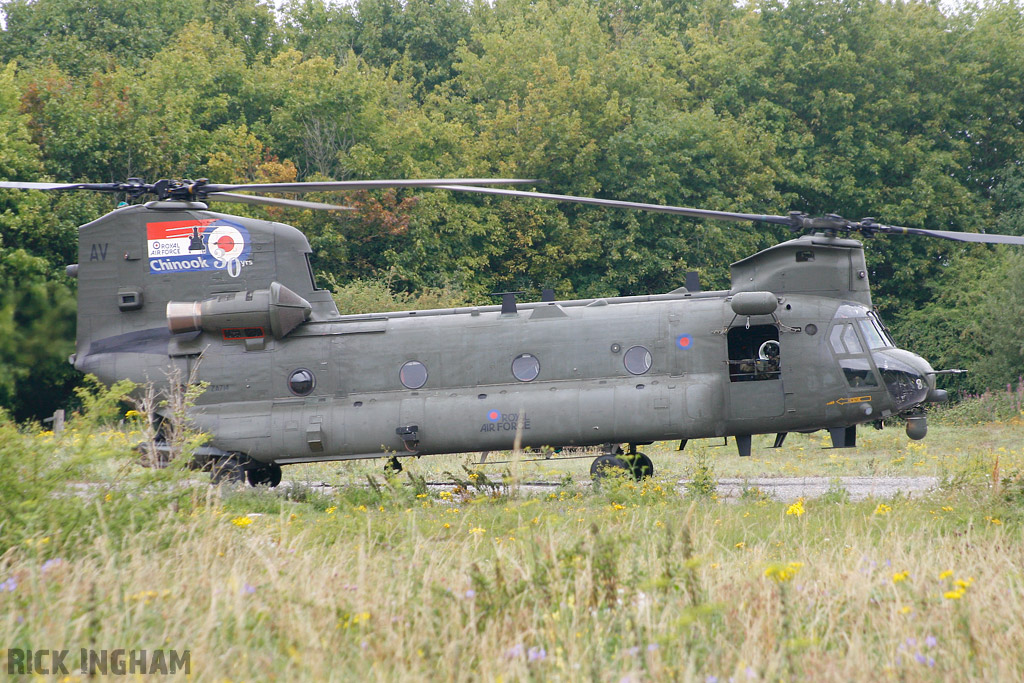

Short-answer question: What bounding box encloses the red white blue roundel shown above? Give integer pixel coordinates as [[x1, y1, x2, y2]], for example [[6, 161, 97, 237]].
[[486, 409, 502, 422], [206, 225, 246, 261]]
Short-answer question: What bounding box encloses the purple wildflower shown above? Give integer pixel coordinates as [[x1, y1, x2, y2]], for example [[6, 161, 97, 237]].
[[0, 578, 16, 592], [41, 559, 63, 572], [527, 646, 546, 662], [465, 589, 476, 599], [242, 583, 256, 595], [506, 644, 524, 659], [647, 643, 659, 652], [915, 652, 927, 665], [925, 635, 937, 648], [627, 646, 640, 656]]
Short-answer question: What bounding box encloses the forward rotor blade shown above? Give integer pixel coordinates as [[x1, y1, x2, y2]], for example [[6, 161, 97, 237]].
[[206, 192, 354, 211], [875, 224, 1024, 245], [204, 178, 537, 194], [431, 185, 795, 227]]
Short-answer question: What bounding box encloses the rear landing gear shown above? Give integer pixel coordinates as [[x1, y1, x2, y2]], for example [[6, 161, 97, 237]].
[[590, 446, 654, 481], [211, 453, 249, 485], [210, 454, 282, 487], [247, 463, 283, 487]]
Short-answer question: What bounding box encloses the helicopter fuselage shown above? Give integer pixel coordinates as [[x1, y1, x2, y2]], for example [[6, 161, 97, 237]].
[[69, 202, 936, 467]]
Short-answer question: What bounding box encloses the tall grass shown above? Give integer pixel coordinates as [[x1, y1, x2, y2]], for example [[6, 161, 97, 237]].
[[932, 377, 1024, 425], [2, 388, 1024, 680], [2, 407, 1024, 680]]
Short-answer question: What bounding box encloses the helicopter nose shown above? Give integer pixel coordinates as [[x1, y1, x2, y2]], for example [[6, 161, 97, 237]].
[[871, 348, 934, 413]]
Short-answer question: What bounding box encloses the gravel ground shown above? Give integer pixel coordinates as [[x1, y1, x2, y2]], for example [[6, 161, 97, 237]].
[[288, 475, 940, 502]]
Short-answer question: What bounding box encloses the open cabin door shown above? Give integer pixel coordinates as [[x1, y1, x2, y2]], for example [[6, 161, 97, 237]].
[[726, 324, 785, 419]]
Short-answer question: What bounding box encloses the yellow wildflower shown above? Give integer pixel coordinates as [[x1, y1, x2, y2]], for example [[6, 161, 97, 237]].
[[939, 570, 953, 580], [786, 499, 806, 517], [764, 561, 804, 583], [892, 571, 910, 583], [230, 516, 253, 527], [325, 506, 337, 515], [469, 527, 486, 535], [873, 503, 892, 516]]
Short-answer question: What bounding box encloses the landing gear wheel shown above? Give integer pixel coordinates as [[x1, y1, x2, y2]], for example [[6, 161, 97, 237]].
[[626, 453, 654, 480], [590, 454, 630, 480], [211, 453, 248, 485], [384, 456, 403, 475], [247, 463, 283, 487]]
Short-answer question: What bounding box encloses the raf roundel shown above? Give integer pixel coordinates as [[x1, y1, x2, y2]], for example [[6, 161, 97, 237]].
[[677, 334, 693, 349], [206, 225, 246, 261], [486, 409, 502, 423]]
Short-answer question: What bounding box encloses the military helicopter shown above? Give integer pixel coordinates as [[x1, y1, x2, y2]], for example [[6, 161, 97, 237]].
[[3, 176, 1023, 486]]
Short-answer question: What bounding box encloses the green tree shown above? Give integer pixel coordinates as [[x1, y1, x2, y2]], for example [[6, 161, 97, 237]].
[[0, 0, 198, 75], [0, 248, 77, 420], [281, 0, 471, 94]]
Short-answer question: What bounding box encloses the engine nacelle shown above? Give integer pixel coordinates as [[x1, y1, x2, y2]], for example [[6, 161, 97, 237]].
[[167, 281, 311, 339]]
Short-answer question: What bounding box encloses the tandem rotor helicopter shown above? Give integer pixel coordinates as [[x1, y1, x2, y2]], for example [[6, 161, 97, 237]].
[[3, 176, 1024, 486]]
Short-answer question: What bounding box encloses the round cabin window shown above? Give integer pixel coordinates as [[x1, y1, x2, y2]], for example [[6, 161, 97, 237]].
[[288, 368, 316, 396], [511, 353, 541, 382], [623, 345, 652, 375], [400, 360, 428, 389]]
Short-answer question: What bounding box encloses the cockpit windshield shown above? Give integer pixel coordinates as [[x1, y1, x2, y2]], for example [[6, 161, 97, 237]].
[[832, 304, 895, 350], [867, 311, 895, 347]]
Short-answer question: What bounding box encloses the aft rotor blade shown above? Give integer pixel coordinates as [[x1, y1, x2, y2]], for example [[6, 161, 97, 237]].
[[874, 224, 1024, 245], [203, 179, 537, 194], [206, 192, 354, 212], [431, 185, 794, 227], [0, 180, 125, 192]]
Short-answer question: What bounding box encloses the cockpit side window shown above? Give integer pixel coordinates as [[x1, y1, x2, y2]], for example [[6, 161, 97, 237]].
[[840, 357, 879, 387], [829, 325, 846, 354], [828, 315, 882, 389], [841, 325, 863, 354]]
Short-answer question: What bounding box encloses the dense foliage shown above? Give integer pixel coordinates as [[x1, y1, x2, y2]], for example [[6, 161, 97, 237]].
[[1, 0, 1023, 418]]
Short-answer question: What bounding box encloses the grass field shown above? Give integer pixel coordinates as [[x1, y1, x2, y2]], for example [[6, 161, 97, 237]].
[[2, 394, 1023, 681]]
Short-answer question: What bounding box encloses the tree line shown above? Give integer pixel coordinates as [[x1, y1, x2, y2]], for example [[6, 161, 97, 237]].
[[2, 0, 1023, 419]]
